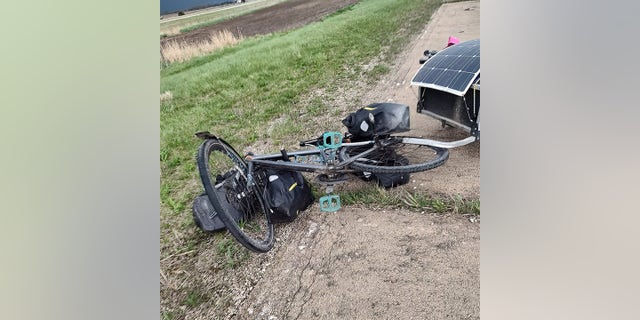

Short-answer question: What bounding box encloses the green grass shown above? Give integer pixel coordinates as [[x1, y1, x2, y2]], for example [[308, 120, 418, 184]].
[[341, 186, 480, 215], [161, 310, 177, 320], [183, 289, 207, 307], [161, 0, 444, 260], [216, 238, 250, 268]]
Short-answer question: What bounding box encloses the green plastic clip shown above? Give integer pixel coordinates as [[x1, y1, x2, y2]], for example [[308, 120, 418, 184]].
[[319, 194, 341, 212]]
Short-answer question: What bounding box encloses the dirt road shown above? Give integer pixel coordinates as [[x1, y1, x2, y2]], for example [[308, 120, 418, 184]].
[[365, 1, 480, 199]]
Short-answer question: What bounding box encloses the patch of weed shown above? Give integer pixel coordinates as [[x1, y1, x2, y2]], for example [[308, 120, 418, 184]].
[[368, 64, 390, 81], [342, 186, 480, 215], [183, 289, 207, 307], [216, 238, 249, 269], [161, 310, 177, 320]]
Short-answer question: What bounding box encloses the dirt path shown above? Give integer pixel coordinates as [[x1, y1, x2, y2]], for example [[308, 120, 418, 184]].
[[364, 1, 480, 198], [234, 2, 481, 319], [235, 206, 479, 320]]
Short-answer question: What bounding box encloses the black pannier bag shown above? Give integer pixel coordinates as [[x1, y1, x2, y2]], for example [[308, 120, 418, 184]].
[[192, 172, 247, 232], [192, 192, 242, 232], [355, 151, 411, 188], [343, 103, 412, 188], [263, 169, 314, 223], [192, 169, 315, 232], [342, 102, 410, 141]]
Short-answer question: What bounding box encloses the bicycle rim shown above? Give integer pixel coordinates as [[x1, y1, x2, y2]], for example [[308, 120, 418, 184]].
[[340, 137, 449, 174], [197, 139, 275, 253]]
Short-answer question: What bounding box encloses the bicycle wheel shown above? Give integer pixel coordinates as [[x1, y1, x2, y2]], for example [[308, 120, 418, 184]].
[[339, 136, 449, 174], [197, 138, 275, 253]]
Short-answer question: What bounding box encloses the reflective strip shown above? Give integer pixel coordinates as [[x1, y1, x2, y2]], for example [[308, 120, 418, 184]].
[[288, 182, 298, 191]]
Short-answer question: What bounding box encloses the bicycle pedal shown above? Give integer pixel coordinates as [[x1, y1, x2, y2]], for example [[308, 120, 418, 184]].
[[319, 195, 341, 212], [320, 132, 343, 149]]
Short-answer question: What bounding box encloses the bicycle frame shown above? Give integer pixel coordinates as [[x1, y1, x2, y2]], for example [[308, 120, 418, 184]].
[[247, 140, 375, 175], [246, 135, 473, 174], [195, 129, 459, 199]]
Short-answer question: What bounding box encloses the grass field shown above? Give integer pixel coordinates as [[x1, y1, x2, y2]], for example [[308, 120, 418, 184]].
[[159, 0, 477, 261], [160, 0, 288, 36]]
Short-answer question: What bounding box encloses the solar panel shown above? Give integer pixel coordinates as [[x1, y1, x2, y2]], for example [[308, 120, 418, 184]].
[[411, 39, 480, 96]]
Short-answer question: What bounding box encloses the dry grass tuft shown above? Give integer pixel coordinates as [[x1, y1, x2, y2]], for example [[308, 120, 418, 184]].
[[160, 91, 173, 102], [160, 26, 182, 37], [161, 30, 243, 64]]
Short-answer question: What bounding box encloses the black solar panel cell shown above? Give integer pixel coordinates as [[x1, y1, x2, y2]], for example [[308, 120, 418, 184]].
[[411, 39, 480, 96]]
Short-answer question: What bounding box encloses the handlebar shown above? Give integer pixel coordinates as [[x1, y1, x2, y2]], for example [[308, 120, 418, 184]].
[[419, 50, 438, 64]]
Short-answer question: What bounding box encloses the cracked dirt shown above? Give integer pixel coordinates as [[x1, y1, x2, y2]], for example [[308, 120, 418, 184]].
[[237, 205, 479, 320]]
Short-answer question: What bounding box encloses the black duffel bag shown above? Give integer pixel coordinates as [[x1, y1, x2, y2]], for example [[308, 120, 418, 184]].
[[342, 102, 410, 141]]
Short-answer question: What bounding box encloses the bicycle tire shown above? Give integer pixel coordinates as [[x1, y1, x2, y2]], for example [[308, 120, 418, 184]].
[[197, 138, 275, 253], [339, 136, 449, 174]]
